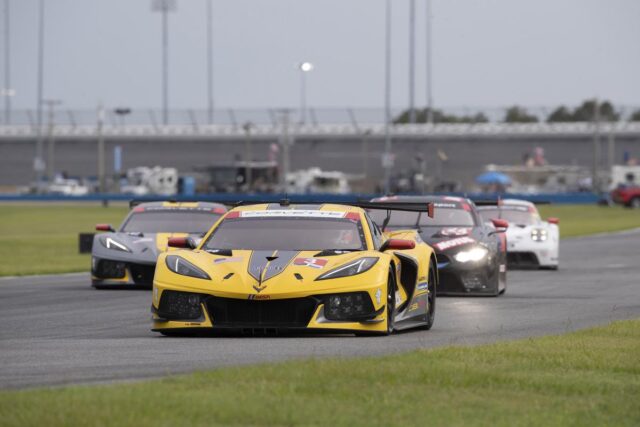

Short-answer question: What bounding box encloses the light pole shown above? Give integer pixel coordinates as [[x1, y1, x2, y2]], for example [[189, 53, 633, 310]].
[[382, 0, 393, 194], [151, 0, 176, 125], [206, 0, 214, 124], [97, 105, 106, 194], [408, 0, 416, 124], [43, 99, 61, 182], [298, 61, 313, 124], [243, 122, 253, 192], [425, 0, 434, 124], [35, 0, 45, 190], [3, 0, 10, 124]]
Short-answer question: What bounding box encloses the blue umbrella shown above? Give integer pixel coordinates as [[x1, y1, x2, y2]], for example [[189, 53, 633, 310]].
[[476, 171, 512, 186]]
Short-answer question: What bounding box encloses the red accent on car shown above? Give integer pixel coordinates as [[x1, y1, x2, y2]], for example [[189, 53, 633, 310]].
[[212, 207, 226, 214], [95, 224, 112, 231], [225, 211, 240, 219], [491, 218, 509, 229], [344, 212, 360, 221], [461, 203, 471, 211], [167, 237, 189, 248], [547, 217, 560, 225], [427, 202, 435, 218], [133, 207, 145, 213], [384, 239, 416, 250]]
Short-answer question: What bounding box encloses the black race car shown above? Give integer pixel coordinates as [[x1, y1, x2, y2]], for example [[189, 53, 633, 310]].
[[371, 196, 508, 296]]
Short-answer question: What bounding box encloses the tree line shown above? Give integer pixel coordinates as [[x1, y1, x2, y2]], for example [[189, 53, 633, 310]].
[[394, 99, 640, 124]]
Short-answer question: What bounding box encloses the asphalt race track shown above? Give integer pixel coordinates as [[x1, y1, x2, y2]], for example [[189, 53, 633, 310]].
[[1, 230, 639, 389]]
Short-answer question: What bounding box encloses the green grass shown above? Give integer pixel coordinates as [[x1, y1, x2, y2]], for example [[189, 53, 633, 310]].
[[0, 203, 128, 276], [0, 203, 639, 276], [538, 204, 640, 238], [1, 319, 638, 426]]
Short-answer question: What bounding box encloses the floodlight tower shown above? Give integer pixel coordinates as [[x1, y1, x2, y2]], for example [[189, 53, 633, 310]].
[[298, 61, 314, 124], [151, 0, 176, 125]]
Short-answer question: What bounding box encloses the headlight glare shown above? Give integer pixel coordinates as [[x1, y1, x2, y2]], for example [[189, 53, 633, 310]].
[[99, 236, 131, 252], [531, 229, 548, 241], [454, 247, 488, 263], [316, 257, 378, 280], [166, 255, 211, 280]]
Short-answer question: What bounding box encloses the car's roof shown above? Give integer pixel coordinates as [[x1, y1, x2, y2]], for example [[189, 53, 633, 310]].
[[134, 201, 227, 210], [229, 203, 362, 214]]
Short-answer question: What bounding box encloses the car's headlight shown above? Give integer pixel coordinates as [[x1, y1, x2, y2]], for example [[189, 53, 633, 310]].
[[316, 257, 378, 281], [165, 255, 211, 280], [454, 247, 488, 263], [531, 229, 548, 242], [99, 236, 131, 252]]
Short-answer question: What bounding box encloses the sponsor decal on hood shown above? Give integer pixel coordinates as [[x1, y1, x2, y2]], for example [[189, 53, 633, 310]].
[[213, 257, 243, 264], [435, 227, 471, 237], [434, 236, 476, 251], [293, 258, 328, 269]]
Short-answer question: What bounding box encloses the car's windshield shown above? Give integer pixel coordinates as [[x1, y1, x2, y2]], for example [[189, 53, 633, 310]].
[[369, 207, 475, 228], [121, 211, 222, 234], [203, 218, 365, 251], [478, 208, 539, 225]]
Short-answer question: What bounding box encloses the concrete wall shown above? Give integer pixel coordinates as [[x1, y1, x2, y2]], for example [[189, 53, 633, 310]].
[[2, 134, 639, 190]]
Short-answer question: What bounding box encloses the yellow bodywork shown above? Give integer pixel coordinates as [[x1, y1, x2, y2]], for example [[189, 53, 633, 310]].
[[152, 204, 435, 334]]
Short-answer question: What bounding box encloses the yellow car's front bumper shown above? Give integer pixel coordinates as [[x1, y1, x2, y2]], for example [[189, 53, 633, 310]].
[[151, 279, 390, 334]]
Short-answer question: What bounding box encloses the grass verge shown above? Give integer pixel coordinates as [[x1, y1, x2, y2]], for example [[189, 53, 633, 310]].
[[538, 204, 640, 238], [1, 319, 639, 426], [0, 203, 639, 276], [0, 203, 128, 276]]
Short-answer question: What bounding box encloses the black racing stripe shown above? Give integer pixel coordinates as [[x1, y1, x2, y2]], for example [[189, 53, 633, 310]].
[[247, 250, 274, 282], [262, 250, 299, 282]]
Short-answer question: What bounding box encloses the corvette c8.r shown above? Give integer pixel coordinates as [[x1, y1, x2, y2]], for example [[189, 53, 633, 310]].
[[91, 201, 226, 288], [151, 201, 438, 336]]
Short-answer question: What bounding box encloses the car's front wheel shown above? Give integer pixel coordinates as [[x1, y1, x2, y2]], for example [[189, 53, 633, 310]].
[[385, 270, 396, 335], [421, 266, 437, 330]]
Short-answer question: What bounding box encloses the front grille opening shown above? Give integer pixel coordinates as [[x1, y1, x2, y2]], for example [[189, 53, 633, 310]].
[[158, 290, 203, 320], [205, 297, 318, 327], [507, 252, 539, 267], [324, 292, 376, 321], [94, 259, 126, 279]]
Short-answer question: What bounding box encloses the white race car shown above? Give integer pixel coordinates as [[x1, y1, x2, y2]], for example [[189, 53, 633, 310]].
[[477, 199, 559, 270]]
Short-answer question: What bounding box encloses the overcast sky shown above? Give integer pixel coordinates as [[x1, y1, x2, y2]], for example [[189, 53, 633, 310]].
[[8, 0, 640, 111]]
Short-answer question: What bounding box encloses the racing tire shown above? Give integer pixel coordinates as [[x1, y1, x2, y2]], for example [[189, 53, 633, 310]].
[[355, 269, 396, 337], [420, 266, 437, 330], [385, 270, 396, 335], [629, 197, 640, 209]]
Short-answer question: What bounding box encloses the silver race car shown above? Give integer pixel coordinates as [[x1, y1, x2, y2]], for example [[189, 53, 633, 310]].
[[91, 201, 227, 288]]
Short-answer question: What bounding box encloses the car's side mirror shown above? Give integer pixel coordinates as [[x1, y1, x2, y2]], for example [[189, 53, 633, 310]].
[[95, 224, 114, 232], [547, 217, 559, 225], [167, 237, 196, 249], [489, 218, 508, 234], [381, 239, 416, 251]]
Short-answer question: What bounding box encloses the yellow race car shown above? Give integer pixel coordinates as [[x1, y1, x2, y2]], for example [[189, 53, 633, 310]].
[[151, 201, 438, 336]]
